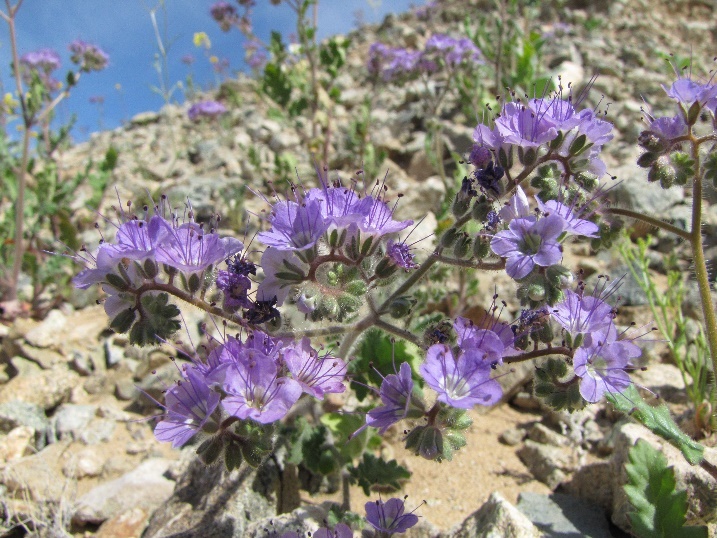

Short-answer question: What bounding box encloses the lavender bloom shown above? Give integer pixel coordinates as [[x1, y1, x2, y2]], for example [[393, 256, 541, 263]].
[[368, 43, 425, 81], [469, 144, 492, 169], [283, 337, 347, 399], [313, 523, 352, 538], [551, 287, 617, 346], [475, 161, 504, 195], [155, 366, 220, 448], [490, 214, 566, 280], [210, 1, 239, 31], [257, 199, 328, 251], [499, 186, 532, 222], [188, 100, 227, 121], [425, 34, 483, 66], [535, 196, 599, 238], [363, 362, 418, 434], [216, 270, 252, 310], [662, 77, 717, 108], [648, 115, 687, 140], [494, 102, 559, 148], [386, 240, 418, 270], [19, 48, 61, 89], [256, 248, 308, 306], [68, 40, 109, 72], [222, 349, 302, 424], [420, 344, 502, 409], [354, 196, 413, 238], [573, 341, 632, 402], [454, 316, 518, 364], [365, 498, 419, 535], [155, 221, 243, 275]]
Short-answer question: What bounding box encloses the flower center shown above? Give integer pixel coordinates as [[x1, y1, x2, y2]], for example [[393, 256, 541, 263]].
[[519, 231, 543, 255]]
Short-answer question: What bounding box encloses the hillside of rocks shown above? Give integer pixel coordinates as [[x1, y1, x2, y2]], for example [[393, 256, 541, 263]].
[[1, 0, 717, 536]]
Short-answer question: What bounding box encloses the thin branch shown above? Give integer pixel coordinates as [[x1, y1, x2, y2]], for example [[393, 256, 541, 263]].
[[605, 207, 691, 241]]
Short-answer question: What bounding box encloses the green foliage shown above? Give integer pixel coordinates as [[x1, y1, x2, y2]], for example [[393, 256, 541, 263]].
[[199, 421, 275, 471], [607, 385, 705, 466], [703, 149, 717, 189], [534, 357, 587, 412], [348, 453, 411, 495], [619, 236, 716, 435], [128, 292, 182, 346], [349, 329, 420, 401], [624, 440, 707, 538], [287, 418, 339, 475], [321, 412, 380, 461]]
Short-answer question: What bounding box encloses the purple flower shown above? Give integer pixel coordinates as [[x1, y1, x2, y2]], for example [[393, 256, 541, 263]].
[[188, 100, 227, 121], [425, 34, 483, 66], [216, 270, 252, 310], [222, 347, 302, 424], [181, 54, 195, 65], [662, 77, 717, 109], [313, 523, 352, 538], [368, 43, 425, 81], [535, 196, 599, 238], [454, 316, 517, 364], [499, 186, 532, 222], [494, 102, 559, 148], [648, 115, 686, 140], [386, 240, 418, 270], [365, 497, 419, 535], [19, 48, 61, 89], [490, 214, 566, 279], [475, 161, 504, 195], [420, 344, 502, 409], [573, 340, 632, 402], [155, 366, 220, 447], [155, 221, 243, 276], [68, 40, 109, 72], [210, 1, 239, 32], [469, 144, 492, 169], [257, 199, 328, 251], [551, 287, 617, 346], [362, 362, 419, 434], [283, 337, 347, 399]]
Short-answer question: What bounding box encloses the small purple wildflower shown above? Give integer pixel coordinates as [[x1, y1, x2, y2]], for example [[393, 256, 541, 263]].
[[155, 366, 220, 448], [494, 102, 559, 148], [365, 497, 419, 535], [420, 344, 502, 409], [551, 285, 617, 346], [386, 240, 418, 270], [210, 1, 239, 32], [425, 34, 484, 66], [19, 48, 61, 89], [454, 316, 517, 365], [647, 114, 687, 140], [188, 100, 227, 121], [499, 186, 532, 223], [490, 214, 566, 280], [363, 362, 419, 434], [181, 54, 195, 65], [68, 40, 109, 72], [474, 161, 504, 195], [216, 270, 252, 310], [283, 337, 347, 399], [535, 195, 599, 238], [313, 523, 352, 538], [573, 340, 632, 402], [257, 199, 328, 251], [222, 348, 302, 424], [662, 77, 717, 109], [469, 144, 492, 169]]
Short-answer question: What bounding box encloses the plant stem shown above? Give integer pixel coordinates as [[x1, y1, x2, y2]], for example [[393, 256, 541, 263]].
[[503, 346, 572, 364], [374, 318, 423, 348], [688, 137, 717, 374], [605, 207, 691, 241]]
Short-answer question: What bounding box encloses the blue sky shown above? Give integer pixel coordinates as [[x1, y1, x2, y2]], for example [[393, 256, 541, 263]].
[[1, 0, 420, 140]]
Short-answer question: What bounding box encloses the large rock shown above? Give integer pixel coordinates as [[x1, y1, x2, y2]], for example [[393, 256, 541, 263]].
[[0, 367, 79, 411], [517, 440, 582, 489], [143, 454, 276, 538], [445, 491, 542, 538], [610, 422, 717, 532], [1, 441, 70, 502], [73, 458, 176, 525], [517, 492, 613, 537]]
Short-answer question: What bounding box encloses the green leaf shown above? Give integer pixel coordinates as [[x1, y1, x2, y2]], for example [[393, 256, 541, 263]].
[[348, 454, 411, 496], [607, 385, 704, 465], [128, 292, 181, 346], [624, 440, 707, 538], [320, 412, 371, 461]]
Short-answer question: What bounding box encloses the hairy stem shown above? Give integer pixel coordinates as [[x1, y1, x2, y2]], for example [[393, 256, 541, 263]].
[[503, 345, 572, 364], [605, 207, 691, 241], [374, 318, 423, 348]]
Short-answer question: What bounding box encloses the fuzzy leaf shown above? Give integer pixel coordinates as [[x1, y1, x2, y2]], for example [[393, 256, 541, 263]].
[[607, 385, 704, 465], [624, 440, 707, 538], [348, 454, 411, 496]]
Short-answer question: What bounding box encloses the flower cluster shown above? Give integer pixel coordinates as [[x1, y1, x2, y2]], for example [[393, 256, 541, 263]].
[[19, 48, 61, 89], [68, 39, 109, 72], [551, 279, 642, 402], [188, 100, 228, 121], [368, 33, 483, 82], [156, 331, 346, 447], [210, 1, 240, 32]]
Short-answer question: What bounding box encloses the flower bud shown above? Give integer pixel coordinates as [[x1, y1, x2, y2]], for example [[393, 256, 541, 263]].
[[546, 265, 573, 288], [527, 281, 546, 301], [452, 233, 472, 259], [574, 171, 599, 192], [388, 296, 416, 319], [473, 238, 490, 259], [143, 259, 159, 279], [497, 146, 513, 170], [105, 272, 130, 291], [469, 145, 492, 168], [374, 257, 398, 279], [637, 151, 659, 168], [638, 130, 668, 153], [686, 101, 701, 126], [441, 227, 460, 249], [648, 156, 677, 189], [472, 198, 493, 222], [404, 425, 443, 460]]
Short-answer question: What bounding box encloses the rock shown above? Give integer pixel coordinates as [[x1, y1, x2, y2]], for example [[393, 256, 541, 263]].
[[115, 378, 140, 401], [0, 366, 79, 411], [17, 341, 66, 369], [80, 418, 117, 445], [0, 401, 49, 437], [562, 461, 614, 512], [9, 355, 42, 376], [73, 458, 175, 525], [517, 440, 581, 489], [143, 457, 275, 538], [268, 129, 301, 152], [516, 492, 613, 538], [129, 111, 160, 126], [500, 427, 526, 447], [1, 441, 70, 502], [95, 507, 150, 538], [50, 404, 97, 442], [512, 391, 541, 411], [610, 422, 717, 532], [610, 167, 684, 215], [63, 446, 105, 479], [245, 504, 333, 537], [0, 426, 36, 463], [23, 308, 67, 348], [447, 491, 542, 538], [631, 362, 687, 404], [527, 423, 569, 447]]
